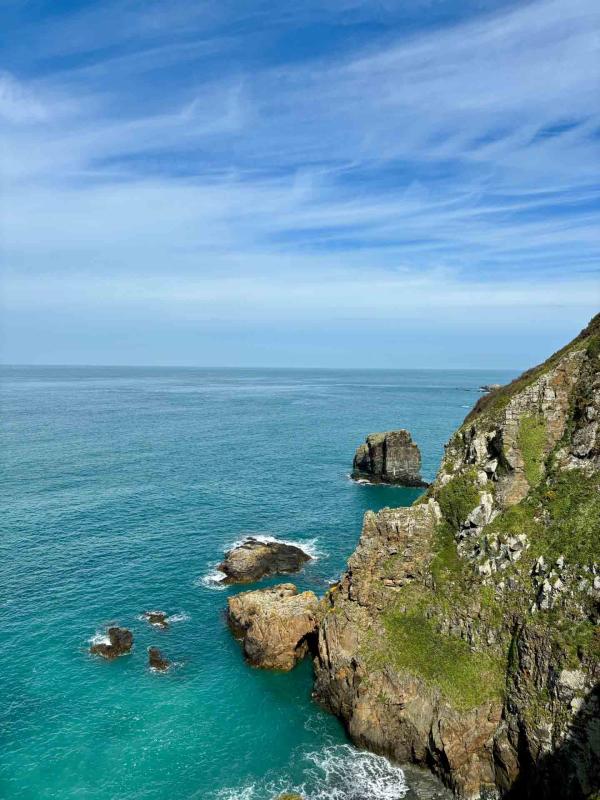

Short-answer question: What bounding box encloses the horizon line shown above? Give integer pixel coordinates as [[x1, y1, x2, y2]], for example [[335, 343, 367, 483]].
[[0, 362, 521, 372]]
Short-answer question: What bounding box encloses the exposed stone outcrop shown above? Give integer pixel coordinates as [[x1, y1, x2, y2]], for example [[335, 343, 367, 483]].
[[90, 626, 133, 659], [352, 429, 427, 487], [142, 611, 169, 628], [228, 583, 319, 670], [148, 647, 170, 671], [218, 537, 311, 584], [315, 314, 600, 798]]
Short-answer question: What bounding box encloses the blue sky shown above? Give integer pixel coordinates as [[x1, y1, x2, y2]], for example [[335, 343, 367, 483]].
[[1, 0, 598, 367]]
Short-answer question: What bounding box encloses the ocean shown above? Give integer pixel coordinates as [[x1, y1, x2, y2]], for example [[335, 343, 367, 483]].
[[1, 366, 516, 800]]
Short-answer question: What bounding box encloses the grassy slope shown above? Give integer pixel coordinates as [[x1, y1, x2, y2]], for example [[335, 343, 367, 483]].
[[372, 314, 599, 710]]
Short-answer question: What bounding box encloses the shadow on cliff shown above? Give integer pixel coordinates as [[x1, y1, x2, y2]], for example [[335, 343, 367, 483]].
[[504, 683, 599, 800]]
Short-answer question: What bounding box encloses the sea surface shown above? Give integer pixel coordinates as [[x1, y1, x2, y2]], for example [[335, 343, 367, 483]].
[[1, 366, 516, 800]]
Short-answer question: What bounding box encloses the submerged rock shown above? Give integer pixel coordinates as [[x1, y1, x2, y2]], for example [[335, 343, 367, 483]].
[[90, 626, 133, 660], [227, 583, 319, 670], [148, 647, 170, 672], [352, 429, 427, 487], [142, 610, 169, 628], [218, 537, 311, 584]]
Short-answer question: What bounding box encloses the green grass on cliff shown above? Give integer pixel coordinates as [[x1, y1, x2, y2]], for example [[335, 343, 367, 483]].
[[537, 471, 600, 565], [436, 469, 480, 530], [517, 415, 547, 487], [430, 521, 464, 584], [464, 312, 600, 426], [381, 609, 504, 710]]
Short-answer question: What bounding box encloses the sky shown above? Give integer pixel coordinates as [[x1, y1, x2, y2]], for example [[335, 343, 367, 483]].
[[1, 0, 599, 368]]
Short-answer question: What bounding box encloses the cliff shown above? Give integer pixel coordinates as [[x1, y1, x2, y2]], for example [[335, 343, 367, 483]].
[[352, 429, 427, 487], [314, 315, 600, 798]]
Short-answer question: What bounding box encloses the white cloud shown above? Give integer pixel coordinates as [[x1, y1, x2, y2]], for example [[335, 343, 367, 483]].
[[1, 0, 599, 360]]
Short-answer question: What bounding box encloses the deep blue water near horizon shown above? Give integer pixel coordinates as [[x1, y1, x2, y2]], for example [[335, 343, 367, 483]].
[[1, 366, 516, 800]]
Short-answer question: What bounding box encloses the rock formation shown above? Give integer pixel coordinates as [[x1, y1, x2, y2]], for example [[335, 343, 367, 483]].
[[227, 583, 319, 670], [479, 384, 502, 393], [142, 610, 169, 628], [352, 429, 427, 487], [315, 314, 600, 799], [148, 647, 170, 671], [218, 537, 311, 584], [90, 626, 133, 659]]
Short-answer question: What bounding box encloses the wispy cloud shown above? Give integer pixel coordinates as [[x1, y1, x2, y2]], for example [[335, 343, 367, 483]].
[[1, 0, 598, 364]]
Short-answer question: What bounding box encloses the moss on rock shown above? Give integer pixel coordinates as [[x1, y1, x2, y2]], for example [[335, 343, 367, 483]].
[[517, 414, 547, 487], [436, 468, 480, 530]]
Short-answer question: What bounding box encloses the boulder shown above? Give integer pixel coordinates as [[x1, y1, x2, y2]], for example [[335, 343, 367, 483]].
[[218, 537, 311, 584], [90, 626, 133, 659], [227, 583, 319, 670], [352, 429, 427, 487], [142, 610, 168, 628], [148, 647, 170, 672]]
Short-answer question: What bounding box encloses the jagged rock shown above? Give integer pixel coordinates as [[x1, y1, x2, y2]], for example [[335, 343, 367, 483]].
[[148, 647, 170, 672], [556, 669, 586, 701], [314, 314, 600, 799], [142, 610, 168, 628], [227, 583, 318, 670], [90, 626, 133, 659], [217, 537, 311, 584], [352, 429, 427, 487]]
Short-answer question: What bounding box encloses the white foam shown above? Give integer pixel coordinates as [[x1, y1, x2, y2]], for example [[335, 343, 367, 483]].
[[212, 786, 256, 800], [304, 744, 408, 800], [166, 613, 189, 624], [196, 568, 228, 591], [228, 533, 323, 560], [88, 631, 111, 646], [209, 744, 408, 800]]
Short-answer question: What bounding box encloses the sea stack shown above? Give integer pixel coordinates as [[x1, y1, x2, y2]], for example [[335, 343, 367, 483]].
[[352, 429, 427, 487]]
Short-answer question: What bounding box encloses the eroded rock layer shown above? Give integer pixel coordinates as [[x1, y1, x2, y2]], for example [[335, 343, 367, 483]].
[[315, 314, 600, 799]]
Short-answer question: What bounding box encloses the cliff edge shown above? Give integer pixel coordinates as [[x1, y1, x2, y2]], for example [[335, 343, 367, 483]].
[[315, 314, 600, 798]]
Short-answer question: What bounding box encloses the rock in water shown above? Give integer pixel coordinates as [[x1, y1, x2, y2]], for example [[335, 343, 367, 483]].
[[218, 537, 312, 584], [148, 647, 170, 672], [352, 429, 427, 487], [479, 383, 502, 393], [227, 583, 319, 670], [142, 610, 168, 628], [90, 626, 133, 659]]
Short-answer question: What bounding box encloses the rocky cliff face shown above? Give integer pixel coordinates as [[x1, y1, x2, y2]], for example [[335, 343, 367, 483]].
[[315, 315, 600, 799], [352, 429, 427, 487]]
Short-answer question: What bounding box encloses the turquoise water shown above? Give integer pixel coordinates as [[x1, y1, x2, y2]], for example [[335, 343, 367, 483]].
[[1, 367, 515, 800]]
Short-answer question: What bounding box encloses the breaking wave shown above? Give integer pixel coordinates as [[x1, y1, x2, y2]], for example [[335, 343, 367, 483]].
[[211, 744, 408, 800], [227, 533, 323, 560]]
